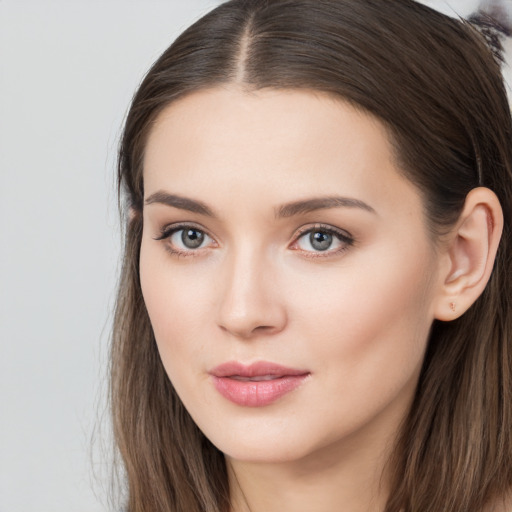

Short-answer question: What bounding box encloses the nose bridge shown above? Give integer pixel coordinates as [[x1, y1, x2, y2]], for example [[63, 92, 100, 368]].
[[216, 241, 286, 338]]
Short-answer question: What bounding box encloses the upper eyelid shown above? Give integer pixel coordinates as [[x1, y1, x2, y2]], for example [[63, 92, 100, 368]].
[[155, 222, 214, 240], [289, 224, 355, 255], [156, 224, 216, 256], [292, 223, 353, 240]]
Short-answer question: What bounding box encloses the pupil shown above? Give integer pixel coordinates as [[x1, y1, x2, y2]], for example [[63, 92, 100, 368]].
[[310, 231, 332, 251], [182, 229, 204, 249]]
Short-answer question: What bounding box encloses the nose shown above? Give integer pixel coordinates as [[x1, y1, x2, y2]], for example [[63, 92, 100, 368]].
[[216, 246, 287, 339]]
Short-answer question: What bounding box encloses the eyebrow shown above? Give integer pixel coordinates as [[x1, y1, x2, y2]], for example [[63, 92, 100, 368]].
[[145, 191, 215, 217], [276, 196, 376, 218], [144, 191, 376, 218]]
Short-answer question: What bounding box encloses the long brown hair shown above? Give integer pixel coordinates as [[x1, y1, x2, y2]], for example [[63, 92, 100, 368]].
[[111, 1, 512, 510]]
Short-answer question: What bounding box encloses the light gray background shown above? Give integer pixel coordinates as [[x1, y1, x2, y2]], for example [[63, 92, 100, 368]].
[[1, 1, 510, 512]]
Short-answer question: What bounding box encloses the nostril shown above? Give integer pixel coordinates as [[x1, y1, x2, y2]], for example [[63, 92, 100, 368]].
[[218, 323, 277, 339], [254, 325, 278, 333], [217, 309, 287, 338]]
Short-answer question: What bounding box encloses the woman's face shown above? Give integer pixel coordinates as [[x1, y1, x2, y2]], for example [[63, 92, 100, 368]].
[[140, 87, 444, 464]]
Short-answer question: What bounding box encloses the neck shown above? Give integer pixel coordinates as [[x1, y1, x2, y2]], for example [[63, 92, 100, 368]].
[[227, 424, 395, 512]]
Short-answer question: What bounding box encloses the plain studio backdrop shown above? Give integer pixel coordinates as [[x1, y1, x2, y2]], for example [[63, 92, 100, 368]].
[[0, 1, 510, 511]]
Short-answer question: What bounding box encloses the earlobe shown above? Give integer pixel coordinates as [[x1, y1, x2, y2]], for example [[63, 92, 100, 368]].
[[434, 187, 503, 321]]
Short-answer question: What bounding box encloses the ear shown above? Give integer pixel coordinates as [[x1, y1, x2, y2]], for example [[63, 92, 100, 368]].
[[433, 187, 503, 321]]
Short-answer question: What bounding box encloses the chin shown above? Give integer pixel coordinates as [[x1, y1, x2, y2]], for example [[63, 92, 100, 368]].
[[199, 415, 358, 468], [197, 417, 316, 464], [220, 440, 312, 465]]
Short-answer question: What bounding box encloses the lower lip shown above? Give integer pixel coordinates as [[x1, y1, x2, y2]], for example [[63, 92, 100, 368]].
[[212, 375, 309, 407]]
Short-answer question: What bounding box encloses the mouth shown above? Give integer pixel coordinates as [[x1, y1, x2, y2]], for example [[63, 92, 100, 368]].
[[230, 375, 287, 382], [209, 361, 310, 407]]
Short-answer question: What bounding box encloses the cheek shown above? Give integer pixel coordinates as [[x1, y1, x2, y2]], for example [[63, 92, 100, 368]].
[[139, 240, 214, 378], [288, 245, 436, 401]]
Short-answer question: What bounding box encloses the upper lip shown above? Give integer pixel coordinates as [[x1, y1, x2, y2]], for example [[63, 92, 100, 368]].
[[209, 361, 309, 378]]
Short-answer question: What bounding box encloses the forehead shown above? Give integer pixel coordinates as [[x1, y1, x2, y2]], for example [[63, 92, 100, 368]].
[[142, 87, 423, 219]]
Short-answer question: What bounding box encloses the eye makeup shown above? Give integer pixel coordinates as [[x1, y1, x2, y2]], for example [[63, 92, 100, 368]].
[[289, 223, 355, 259], [153, 221, 355, 260], [154, 222, 217, 258]]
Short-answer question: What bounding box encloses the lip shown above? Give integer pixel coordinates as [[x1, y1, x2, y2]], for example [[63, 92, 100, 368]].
[[209, 361, 310, 407]]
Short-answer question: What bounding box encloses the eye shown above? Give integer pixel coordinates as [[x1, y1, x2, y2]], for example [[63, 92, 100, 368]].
[[292, 225, 354, 255], [301, 231, 335, 251], [155, 224, 215, 255], [171, 228, 209, 250]]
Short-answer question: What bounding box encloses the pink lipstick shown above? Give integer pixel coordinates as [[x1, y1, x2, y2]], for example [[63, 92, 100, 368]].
[[210, 361, 309, 407]]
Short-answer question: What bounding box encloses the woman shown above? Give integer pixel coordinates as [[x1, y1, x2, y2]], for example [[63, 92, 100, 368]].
[[110, 0, 512, 511]]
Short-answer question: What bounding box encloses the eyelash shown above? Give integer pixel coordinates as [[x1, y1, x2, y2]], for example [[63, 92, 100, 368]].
[[154, 223, 215, 258], [154, 223, 355, 259], [291, 223, 355, 259]]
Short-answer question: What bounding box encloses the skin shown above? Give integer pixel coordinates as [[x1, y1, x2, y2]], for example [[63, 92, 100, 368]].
[[138, 87, 498, 512]]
